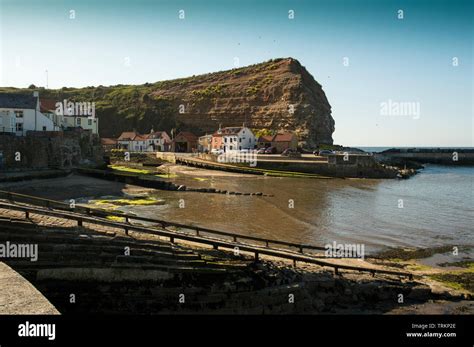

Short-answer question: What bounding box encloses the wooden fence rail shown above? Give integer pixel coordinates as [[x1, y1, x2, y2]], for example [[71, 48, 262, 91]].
[[0, 190, 327, 254], [0, 198, 413, 279]]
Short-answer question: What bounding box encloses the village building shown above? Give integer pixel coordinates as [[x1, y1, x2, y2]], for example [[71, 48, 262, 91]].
[[39, 98, 63, 131], [211, 133, 224, 152], [62, 114, 99, 135], [100, 138, 118, 151], [39, 97, 99, 135], [0, 92, 56, 135], [198, 134, 212, 152], [212, 125, 256, 152], [117, 131, 140, 151], [117, 131, 147, 151], [144, 129, 171, 152], [257, 132, 298, 153], [116, 129, 171, 152], [171, 131, 198, 153], [257, 135, 274, 149]]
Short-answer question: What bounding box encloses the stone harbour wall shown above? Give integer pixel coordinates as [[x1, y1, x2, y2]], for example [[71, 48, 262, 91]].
[[0, 131, 103, 171]]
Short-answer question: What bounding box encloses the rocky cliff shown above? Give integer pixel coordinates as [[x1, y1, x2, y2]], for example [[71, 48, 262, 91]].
[[149, 58, 335, 146], [1, 58, 335, 147]]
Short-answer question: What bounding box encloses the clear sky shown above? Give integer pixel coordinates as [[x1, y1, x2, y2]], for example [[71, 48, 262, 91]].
[[0, 0, 472, 146]]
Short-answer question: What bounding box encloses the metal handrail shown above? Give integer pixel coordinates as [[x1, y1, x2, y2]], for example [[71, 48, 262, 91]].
[[0, 200, 413, 279], [0, 189, 326, 254]]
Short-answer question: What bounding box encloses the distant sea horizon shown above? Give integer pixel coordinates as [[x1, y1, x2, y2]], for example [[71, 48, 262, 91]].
[[354, 146, 474, 153]]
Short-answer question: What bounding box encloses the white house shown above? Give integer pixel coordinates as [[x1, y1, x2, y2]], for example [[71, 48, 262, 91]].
[[214, 125, 256, 152], [40, 98, 99, 135], [117, 130, 171, 152], [144, 129, 171, 152], [0, 92, 55, 135], [63, 115, 99, 135]]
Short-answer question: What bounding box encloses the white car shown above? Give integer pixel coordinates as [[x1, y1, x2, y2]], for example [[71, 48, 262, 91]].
[[211, 149, 224, 155]]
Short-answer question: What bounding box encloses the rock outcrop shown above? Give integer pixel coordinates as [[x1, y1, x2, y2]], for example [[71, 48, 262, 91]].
[[149, 58, 335, 146], [1, 58, 335, 147]]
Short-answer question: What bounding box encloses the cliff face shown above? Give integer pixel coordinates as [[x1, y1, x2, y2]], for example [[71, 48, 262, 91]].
[[149, 58, 334, 146], [1, 58, 335, 147]]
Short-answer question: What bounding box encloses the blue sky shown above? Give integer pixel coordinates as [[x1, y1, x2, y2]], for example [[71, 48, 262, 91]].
[[0, 0, 472, 146]]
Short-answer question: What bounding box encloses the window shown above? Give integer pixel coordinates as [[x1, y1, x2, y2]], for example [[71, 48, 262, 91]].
[[88, 119, 92, 126], [42, 126, 47, 131], [14, 110, 23, 118], [76, 118, 82, 125], [16, 123, 23, 132]]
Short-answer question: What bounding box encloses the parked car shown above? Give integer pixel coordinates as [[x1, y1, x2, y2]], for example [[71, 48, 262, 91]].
[[256, 148, 267, 154], [264, 147, 277, 154], [281, 149, 301, 157]]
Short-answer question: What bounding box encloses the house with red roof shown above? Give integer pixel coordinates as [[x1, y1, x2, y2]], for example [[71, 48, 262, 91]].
[[116, 129, 171, 152], [257, 132, 297, 153], [171, 131, 198, 153]]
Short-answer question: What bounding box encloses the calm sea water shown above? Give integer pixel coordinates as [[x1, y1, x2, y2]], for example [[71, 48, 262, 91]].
[[121, 165, 473, 253]]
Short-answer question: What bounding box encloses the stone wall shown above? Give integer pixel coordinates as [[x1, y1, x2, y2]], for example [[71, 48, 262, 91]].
[[0, 131, 103, 171]]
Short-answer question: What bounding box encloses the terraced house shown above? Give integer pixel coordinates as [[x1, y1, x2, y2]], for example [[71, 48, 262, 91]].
[[117, 130, 171, 152], [0, 92, 56, 135], [212, 125, 256, 152]]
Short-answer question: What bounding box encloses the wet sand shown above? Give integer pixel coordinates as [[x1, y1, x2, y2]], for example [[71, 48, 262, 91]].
[[0, 174, 151, 201]]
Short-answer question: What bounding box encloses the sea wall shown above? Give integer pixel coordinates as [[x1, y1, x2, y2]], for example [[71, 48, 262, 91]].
[[375, 150, 474, 166], [255, 155, 400, 178], [0, 131, 103, 171]]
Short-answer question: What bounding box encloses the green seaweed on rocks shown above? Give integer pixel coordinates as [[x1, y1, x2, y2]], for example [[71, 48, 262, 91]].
[[90, 197, 165, 208], [109, 165, 153, 175]]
